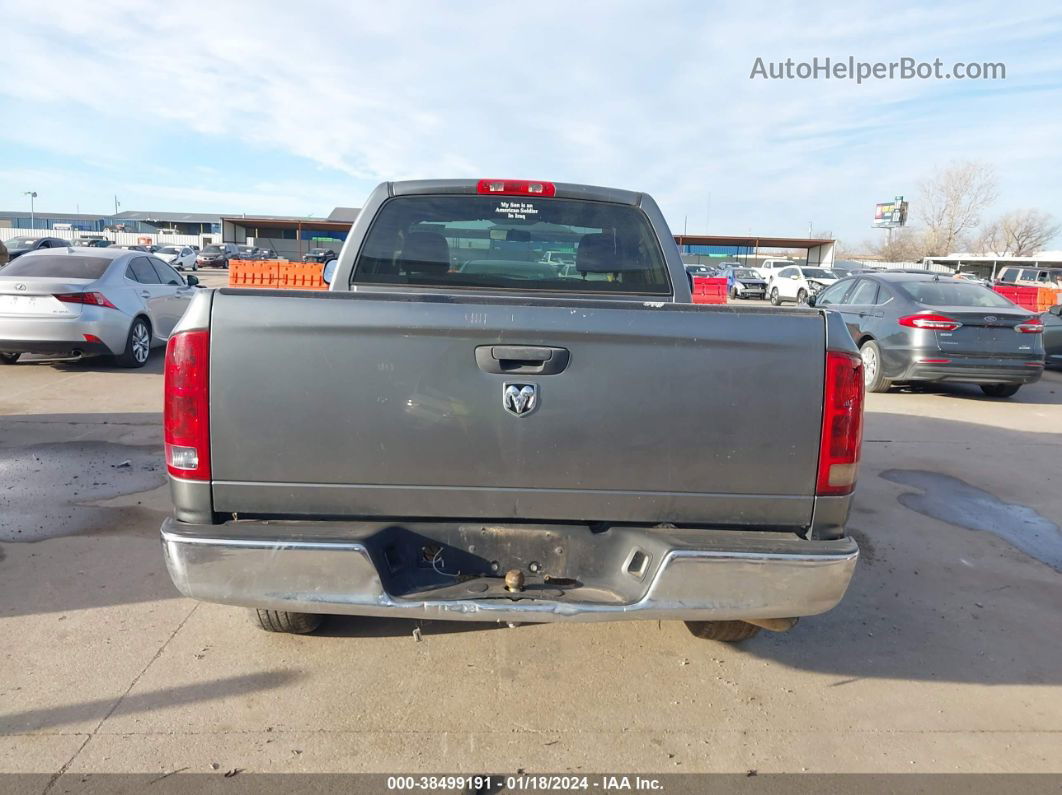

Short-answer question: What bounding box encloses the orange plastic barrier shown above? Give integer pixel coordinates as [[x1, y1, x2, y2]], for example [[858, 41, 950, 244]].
[[278, 261, 327, 290], [228, 259, 279, 288], [1036, 287, 1062, 312]]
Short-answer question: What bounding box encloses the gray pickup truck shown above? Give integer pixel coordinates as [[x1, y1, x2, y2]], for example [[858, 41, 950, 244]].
[[161, 179, 863, 642]]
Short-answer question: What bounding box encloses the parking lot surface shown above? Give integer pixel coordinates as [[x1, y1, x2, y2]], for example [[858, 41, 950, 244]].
[[1, 325, 1060, 778]]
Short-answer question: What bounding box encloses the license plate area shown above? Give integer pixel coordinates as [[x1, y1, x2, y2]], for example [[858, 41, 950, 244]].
[[364, 523, 660, 604], [0, 295, 71, 316]]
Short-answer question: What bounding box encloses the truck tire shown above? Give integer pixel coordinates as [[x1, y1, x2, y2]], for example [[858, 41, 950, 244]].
[[684, 620, 761, 642], [859, 339, 892, 393], [980, 383, 1021, 398], [769, 287, 781, 306], [253, 609, 324, 634], [0, 353, 20, 365], [115, 317, 152, 368]]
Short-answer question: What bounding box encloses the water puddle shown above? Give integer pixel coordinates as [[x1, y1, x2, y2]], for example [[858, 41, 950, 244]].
[[881, 469, 1062, 572], [0, 442, 165, 542]]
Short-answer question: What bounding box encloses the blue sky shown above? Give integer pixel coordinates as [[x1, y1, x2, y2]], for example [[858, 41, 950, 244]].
[[1, 0, 1061, 247]]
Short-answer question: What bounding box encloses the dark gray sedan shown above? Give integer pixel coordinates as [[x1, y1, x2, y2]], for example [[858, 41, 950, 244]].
[[1044, 304, 1062, 370], [811, 272, 1045, 398]]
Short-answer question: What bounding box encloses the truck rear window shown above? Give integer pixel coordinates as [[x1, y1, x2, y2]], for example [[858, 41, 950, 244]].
[[351, 196, 671, 294]]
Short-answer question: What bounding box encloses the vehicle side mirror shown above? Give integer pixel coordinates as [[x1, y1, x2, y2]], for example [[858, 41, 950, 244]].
[[791, 274, 800, 279], [322, 259, 338, 285], [806, 294, 817, 307], [186, 275, 199, 287]]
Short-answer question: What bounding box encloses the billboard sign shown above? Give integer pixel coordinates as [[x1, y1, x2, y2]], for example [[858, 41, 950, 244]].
[[873, 196, 908, 228]]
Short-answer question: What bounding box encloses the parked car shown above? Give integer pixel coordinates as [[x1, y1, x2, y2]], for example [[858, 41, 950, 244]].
[[952, 271, 990, 286], [0, 238, 7, 267], [1043, 305, 1062, 370], [768, 265, 838, 305], [155, 245, 198, 271], [830, 260, 873, 278], [118, 244, 151, 253], [2, 236, 71, 261], [540, 250, 575, 267], [235, 244, 259, 260], [160, 177, 863, 643], [303, 247, 338, 263], [684, 264, 717, 279], [196, 243, 240, 269], [811, 272, 1044, 397], [720, 266, 767, 299], [751, 258, 795, 281], [0, 246, 199, 367], [995, 266, 1062, 288], [253, 247, 278, 259], [72, 238, 113, 248]]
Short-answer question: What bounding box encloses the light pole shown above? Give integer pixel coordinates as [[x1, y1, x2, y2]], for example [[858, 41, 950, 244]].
[[24, 191, 37, 229]]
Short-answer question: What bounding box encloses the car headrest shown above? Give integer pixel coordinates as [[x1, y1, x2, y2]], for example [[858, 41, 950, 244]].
[[397, 231, 450, 275], [576, 233, 619, 273]]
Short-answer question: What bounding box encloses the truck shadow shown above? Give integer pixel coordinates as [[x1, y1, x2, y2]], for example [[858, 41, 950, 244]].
[[0, 670, 301, 733]]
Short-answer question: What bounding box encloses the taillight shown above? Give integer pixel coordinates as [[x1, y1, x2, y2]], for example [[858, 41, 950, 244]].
[[1015, 317, 1044, 333], [898, 313, 962, 331], [54, 291, 117, 309], [817, 351, 864, 496], [164, 330, 210, 480], [476, 179, 556, 197]]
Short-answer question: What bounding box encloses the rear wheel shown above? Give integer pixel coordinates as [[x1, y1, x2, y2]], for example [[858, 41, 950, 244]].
[[980, 383, 1021, 398], [685, 620, 761, 642], [860, 339, 892, 393], [116, 317, 151, 368], [769, 287, 781, 306], [253, 609, 324, 634], [0, 352, 21, 365]]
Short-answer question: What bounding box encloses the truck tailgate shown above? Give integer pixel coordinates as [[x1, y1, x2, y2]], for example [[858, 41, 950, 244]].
[[209, 290, 825, 527]]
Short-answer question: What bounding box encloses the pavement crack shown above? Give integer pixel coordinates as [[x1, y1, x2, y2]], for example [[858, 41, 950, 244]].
[[40, 602, 200, 794]]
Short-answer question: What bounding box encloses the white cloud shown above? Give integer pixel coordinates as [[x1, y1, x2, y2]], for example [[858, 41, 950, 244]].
[[0, 0, 1060, 243]]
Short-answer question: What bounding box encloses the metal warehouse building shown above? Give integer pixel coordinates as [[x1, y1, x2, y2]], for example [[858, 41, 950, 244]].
[[221, 208, 359, 260]]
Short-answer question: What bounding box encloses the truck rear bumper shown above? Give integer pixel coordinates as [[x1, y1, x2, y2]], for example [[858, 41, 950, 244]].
[[161, 518, 859, 623]]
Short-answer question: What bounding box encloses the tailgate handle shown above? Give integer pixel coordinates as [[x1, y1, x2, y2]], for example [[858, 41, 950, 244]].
[[476, 345, 570, 375]]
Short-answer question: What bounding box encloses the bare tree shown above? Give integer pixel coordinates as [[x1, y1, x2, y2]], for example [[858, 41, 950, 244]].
[[975, 209, 1061, 256], [918, 160, 998, 256], [972, 220, 1006, 256], [874, 227, 923, 262]]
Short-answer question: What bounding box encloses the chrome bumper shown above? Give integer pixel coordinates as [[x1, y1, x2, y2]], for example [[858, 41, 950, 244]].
[[161, 518, 859, 623]]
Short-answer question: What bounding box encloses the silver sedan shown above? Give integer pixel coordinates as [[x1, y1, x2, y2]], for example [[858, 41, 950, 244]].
[[0, 246, 200, 367]]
